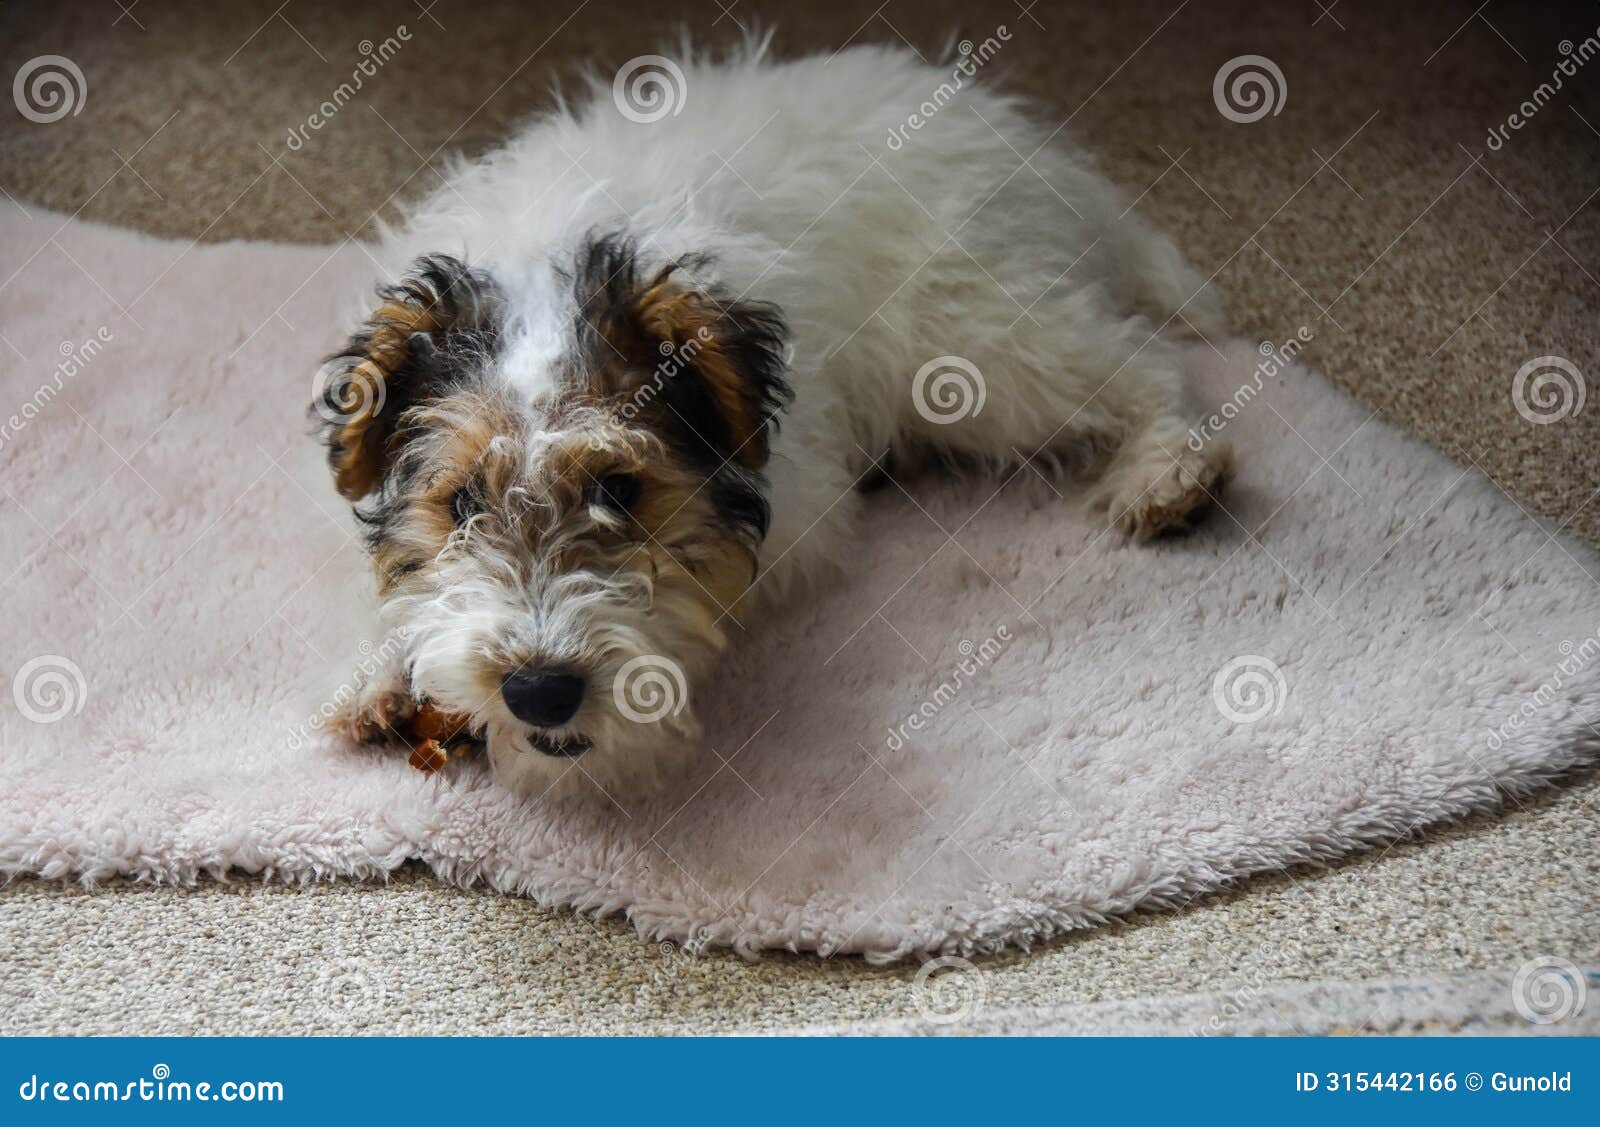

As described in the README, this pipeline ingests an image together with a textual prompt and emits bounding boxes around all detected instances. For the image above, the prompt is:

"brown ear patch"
[329,299,443,499]
[571,236,791,473]
[318,255,502,502]
[632,268,771,469]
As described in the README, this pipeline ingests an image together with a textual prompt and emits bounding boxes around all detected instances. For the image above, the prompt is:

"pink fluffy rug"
[3,207,1597,959]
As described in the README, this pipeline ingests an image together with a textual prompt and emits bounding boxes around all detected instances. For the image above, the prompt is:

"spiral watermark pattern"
[1511,356,1585,425]
[1213,55,1286,124]
[612,654,688,723]
[311,361,385,428]
[13,55,87,124]
[313,959,386,1018]
[1211,655,1287,724]
[1511,956,1587,1024]
[912,355,986,424]
[613,55,687,123]
[12,655,87,724]
[911,955,986,1025]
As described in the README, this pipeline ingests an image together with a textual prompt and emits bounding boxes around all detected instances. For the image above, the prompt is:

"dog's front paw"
[1101,443,1232,541]
[336,683,418,745]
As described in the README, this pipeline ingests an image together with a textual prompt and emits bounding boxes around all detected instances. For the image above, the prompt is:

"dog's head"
[315,236,790,794]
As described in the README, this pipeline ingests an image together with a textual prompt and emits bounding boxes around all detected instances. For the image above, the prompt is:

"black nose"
[500,670,585,727]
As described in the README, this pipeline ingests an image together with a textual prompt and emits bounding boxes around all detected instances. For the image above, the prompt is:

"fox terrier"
[318,43,1231,795]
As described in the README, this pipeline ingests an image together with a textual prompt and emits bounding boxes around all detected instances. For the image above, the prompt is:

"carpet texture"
[810,967,1600,1036]
[3,206,1597,960]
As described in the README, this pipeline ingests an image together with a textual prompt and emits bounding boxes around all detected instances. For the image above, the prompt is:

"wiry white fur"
[356,41,1229,793]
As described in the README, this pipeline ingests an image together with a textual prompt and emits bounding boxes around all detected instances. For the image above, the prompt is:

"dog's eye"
[450,487,482,526]
[590,472,641,513]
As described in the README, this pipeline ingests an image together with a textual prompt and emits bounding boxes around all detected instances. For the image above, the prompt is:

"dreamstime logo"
[912,356,986,424]
[1212,55,1286,124]
[636,930,713,1009]
[911,955,986,1025]
[1485,627,1600,750]
[313,959,386,1018]
[1486,29,1600,151]
[595,326,715,449]
[284,635,406,750]
[1211,655,1287,724]
[29,934,91,1012]
[284,27,411,151]
[613,55,687,124]
[657,925,714,959]
[1511,956,1588,1025]
[1511,355,1585,425]
[1187,328,1313,450]
[311,359,385,428]
[885,26,1012,150]
[885,625,1013,750]
[12,655,87,724]
[1191,941,1291,1035]
[0,326,114,454]
[612,654,688,723]
[13,55,87,123]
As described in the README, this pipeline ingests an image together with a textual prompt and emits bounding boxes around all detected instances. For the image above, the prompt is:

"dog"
[317,41,1231,796]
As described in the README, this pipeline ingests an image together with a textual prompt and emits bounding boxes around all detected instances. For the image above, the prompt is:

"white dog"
[319,41,1230,795]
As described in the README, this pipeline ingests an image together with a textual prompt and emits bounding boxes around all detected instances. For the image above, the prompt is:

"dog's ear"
[576,238,792,470]
[317,256,501,500]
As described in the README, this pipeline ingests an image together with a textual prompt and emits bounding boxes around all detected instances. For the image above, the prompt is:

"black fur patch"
[566,233,792,464]
[563,232,792,552]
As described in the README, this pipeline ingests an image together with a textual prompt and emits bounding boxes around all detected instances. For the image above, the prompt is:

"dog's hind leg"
[894,310,1230,539]
[1091,411,1232,541]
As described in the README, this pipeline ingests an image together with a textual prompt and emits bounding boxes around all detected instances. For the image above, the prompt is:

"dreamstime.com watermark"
[885,27,1012,151]
[613,55,687,123]
[12,655,87,725]
[1187,328,1313,451]
[1485,27,1600,151]
[911,355,986,425]
[1484,626,1600,750]
[1191,942,1301,1035]
[284,635,405,749]
[1511,956,1589,1025]
[284,26,412,151]
[17,1064,283,1104]
[621,328,713,424]
[0,327,114,454]
[1213,54,1286,123]
[12,54,86,123]
[313,958,387,1021]
[885,625,1012,750]
[613,654,689,724]
[636,931,713,1007]
[911,955,987,1025]
[1510,355,1585,425]
[1211,654,1288,725]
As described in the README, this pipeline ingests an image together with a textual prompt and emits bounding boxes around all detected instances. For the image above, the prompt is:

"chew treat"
[407,701,475,774]
[409,739,449,775]
[415,701,471,742]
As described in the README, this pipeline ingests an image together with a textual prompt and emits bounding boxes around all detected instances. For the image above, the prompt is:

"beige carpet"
[2,0,1597,1033]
